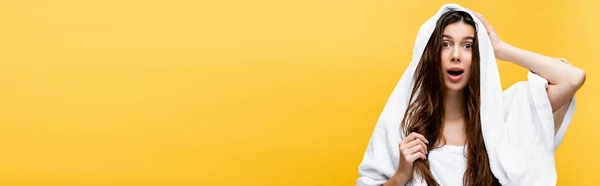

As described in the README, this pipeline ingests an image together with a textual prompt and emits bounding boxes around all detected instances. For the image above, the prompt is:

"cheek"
[463,52,473,73]
[463,50,473,63]
[440,50,451,66]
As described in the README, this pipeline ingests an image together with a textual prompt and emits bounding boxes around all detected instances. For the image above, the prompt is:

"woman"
[357,4,585,186]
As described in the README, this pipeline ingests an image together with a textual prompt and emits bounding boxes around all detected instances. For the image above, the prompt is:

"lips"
[447,67,464,83]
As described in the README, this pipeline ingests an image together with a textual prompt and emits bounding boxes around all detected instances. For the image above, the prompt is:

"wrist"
[392,171,411,184]
[494,42,512,61]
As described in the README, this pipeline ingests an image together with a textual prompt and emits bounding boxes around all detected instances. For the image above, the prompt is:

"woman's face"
[440,21,475,93]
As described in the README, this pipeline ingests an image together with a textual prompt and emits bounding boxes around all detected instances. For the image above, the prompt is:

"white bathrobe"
[356,4,576,186]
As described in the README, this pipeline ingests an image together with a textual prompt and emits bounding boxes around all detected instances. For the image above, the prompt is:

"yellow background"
[0,0,597,185]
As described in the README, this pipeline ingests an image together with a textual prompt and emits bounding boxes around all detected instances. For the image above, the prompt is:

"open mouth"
[447,69,464,76]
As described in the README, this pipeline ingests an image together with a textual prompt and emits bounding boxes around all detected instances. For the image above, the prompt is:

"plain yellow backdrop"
[0,0,598,185]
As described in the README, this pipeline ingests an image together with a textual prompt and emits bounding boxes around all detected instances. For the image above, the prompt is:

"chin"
[444,81,468,93]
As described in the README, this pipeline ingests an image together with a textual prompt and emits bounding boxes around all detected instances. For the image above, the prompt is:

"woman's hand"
[467,9,585,113]
[394,132,429,181]
[467,9,509,61]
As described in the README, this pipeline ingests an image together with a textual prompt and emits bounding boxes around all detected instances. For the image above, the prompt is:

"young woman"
[357,4,585,186]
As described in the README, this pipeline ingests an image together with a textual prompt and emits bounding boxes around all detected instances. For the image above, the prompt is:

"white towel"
[357,3,576,186]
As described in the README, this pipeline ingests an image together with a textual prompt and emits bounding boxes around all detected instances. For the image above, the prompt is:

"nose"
[451,45,460,62]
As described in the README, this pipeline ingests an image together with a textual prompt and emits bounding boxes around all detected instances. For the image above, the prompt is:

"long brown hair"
[400,10,500,186]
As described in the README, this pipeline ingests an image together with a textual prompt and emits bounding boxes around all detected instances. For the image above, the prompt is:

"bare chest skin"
[438,118,467,147]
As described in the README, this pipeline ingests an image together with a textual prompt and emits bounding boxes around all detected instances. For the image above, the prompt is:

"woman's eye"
[443,41,451,48]
[464,44,472,49]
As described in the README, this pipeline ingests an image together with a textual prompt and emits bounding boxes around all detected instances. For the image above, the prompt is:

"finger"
[416,139,428,154]
[475,13,492,31]
[466,9,489,26]
[399,137,410,145]
[401,138,428,155]
[399,135,411,145]
[407,132,429,144]
[465,9,497,37]
[405,143,426,156]
[476,17,494,34]
[476,13,489,26]
[470,9,485,21]
[406,152,427,163]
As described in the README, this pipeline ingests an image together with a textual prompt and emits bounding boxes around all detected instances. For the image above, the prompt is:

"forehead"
[443,22,475,38]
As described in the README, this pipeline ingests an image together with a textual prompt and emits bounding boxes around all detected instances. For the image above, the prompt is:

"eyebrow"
[443,34,475,40]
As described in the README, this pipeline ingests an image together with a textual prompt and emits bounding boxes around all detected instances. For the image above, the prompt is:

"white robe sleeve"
[356,123,399,186]
[499,66,577,185]
[502,69,576,152]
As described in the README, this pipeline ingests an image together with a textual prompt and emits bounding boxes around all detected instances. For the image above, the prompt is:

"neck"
[444,89,465,122]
